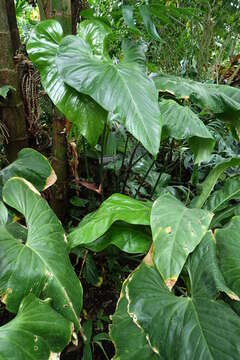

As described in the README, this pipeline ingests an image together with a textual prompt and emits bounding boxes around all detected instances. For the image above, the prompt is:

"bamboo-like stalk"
[37,0,72,220]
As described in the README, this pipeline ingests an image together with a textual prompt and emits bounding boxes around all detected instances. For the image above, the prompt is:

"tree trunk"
[0,0,28,162]
[38,0,72,34]
[71,0,88,34]
[37,0,72,220]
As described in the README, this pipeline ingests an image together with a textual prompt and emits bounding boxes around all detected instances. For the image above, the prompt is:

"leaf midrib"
[25,242,79,326]
[189,299,214,360]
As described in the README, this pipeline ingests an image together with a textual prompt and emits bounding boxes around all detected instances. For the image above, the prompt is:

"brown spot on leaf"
[44,169,57,190]
[165,278,177,290]
[143,244,154,266]
[1,288,12,304]
[165,226,172,234]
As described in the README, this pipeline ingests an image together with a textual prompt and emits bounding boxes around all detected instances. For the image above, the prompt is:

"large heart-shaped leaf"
[0,294,72,359]
[27,20,106,145]
[126,257,240,359]
[56,31,162,155]
[0,178,82,329]
[152,73,240,118]
[192,158,240,208]
[79,222,151,254]
[68,194,152,249]
[159,99,215,163]
[0,148,56,195]
[151,194,213,288]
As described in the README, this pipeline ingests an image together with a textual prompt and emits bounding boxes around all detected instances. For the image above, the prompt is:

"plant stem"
[82,137,90,181]
[191,163,199,186]
[100,122,107,200]
[120,134,129,170]
[117,134,129,192]
[151,170,162,198]
[122,141,140,194]
[134,159,155,198]
[131,151,148,167]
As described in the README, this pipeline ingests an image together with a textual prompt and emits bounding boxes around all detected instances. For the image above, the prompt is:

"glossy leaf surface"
[77,19,111,55]
[126,261,240,359]
[27,20,106,145]
[110,280,160,360]
[204,176,240,212]
[151,194,213,288]
[152,73,240,118]
[0,202,8,225]
[80,222,151,254]
[192,158,240,208]
[57,33,162,155]
[185,231,239,300]
[159,99,215,163]
[0,148,56,195]
[0,178,82,329]
[68,194,152,248]
[0,294,72,360]
[216,217,240,301]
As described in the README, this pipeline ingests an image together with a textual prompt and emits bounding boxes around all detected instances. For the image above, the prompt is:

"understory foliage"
[1,1,240,359]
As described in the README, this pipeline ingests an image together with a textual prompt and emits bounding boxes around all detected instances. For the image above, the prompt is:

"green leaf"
[27,20,106,145]
[82,222,151,254]
[0,85,15,99]
[68,194,152,249]
[216,216,240,303]
[192,158,240,208]
[159,99,215,163]
[121,40,147,71]
[150,3,197,23]
[0,178,82,329]
[122,5,138,31]
[152,74,240,125]
[204,176,240,212]
[110,279,160,360]
[83,320,93,344]
[0,202,8,225]
[83,254,101,286]
[126,262,240,359]
[70,196,89,207]
[77,19,111,55]
[185,231,239,300]
[83,344,92,360]
[139,5,161,41]
[0,148,56,195]
[151,194,213,288]
[57,32,162,155]
[0,294,72,360]
[211,204,240,228]
[93,333,110,342]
